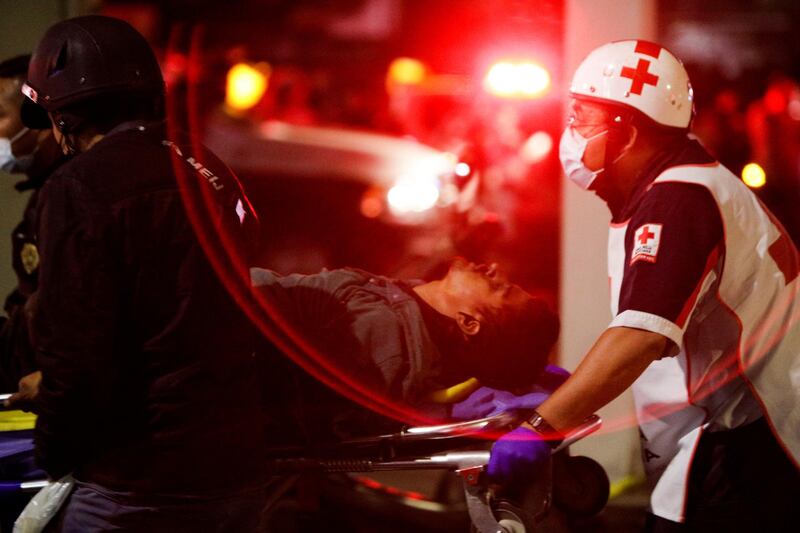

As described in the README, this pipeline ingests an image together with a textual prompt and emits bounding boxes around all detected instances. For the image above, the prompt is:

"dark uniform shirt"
[614,138,723,328]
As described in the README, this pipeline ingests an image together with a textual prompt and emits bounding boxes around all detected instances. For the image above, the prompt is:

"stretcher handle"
[270,414,602,474]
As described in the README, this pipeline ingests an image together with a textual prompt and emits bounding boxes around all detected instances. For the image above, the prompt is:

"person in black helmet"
[14,15,268,532]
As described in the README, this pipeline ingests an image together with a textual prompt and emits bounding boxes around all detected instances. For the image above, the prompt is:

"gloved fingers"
[470,386,498,402]
[470,405,496,419]
[486,427,549,485]
[450,387,498,419]
[512,392,550,409]
[488,391,549,416]
[538,365,571,390]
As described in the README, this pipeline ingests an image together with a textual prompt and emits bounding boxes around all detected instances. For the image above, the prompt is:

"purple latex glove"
[451,387,552,420]
[489,391,549,417]
[487,426,551,485]
[451,387,497,420]
[539,365,571,391]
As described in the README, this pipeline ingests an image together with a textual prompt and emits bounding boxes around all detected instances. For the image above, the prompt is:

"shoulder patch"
[631,223,662,265]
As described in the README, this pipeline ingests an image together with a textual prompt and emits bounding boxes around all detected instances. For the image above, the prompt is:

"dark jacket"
[31,121,265,495]
[251,268,466,443]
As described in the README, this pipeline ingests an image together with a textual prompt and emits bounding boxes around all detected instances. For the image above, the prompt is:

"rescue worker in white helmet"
[487,39,800,531]
[14,15,267,531]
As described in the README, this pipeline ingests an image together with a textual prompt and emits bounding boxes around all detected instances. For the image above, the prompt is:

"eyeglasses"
[566,116,608,129]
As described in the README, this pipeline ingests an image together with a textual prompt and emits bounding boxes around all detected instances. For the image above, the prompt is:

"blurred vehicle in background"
[146,0,565,301]
[205,116,482,277]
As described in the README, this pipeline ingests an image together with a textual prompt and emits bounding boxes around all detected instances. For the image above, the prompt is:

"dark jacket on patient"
[251,267,471,444]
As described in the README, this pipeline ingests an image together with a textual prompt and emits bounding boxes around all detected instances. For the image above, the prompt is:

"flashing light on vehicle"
[360,187,384,219]
[387,176,440,216]
[387,57,427,87]
[521,131,553,163]
[226,62,270,111]
[742,163,766,189]
[455,162,471,177]
[484,60,551,99]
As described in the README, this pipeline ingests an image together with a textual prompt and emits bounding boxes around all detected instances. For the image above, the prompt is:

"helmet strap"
[52,112,84,155]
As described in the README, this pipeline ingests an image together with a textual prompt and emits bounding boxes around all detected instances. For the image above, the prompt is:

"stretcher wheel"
[495,501,534,533]
[469,500,536,533]
[552,455,609,517]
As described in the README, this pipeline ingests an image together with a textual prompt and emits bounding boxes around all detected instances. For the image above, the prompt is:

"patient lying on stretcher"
[251,258,561,443]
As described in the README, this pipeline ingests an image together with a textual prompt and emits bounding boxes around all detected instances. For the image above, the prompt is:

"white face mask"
[559,126,607,190]
[0,127,33,174]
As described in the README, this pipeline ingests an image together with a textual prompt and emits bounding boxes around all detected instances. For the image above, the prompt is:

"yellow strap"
[608,473,645,500]
[0,410,37,431]
[427,377,481,404]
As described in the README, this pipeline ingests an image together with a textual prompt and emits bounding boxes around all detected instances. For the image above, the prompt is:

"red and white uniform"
[607,142,800,522]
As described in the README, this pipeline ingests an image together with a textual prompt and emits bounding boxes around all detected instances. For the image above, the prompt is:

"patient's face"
[445,258,531,313]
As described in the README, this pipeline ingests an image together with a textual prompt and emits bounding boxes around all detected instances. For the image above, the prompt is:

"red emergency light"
[483,59,551,99]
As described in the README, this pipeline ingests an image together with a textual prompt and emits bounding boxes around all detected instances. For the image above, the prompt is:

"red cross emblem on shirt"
[621,59,659,95]
[631,223,662,265]
[638,225,655,244]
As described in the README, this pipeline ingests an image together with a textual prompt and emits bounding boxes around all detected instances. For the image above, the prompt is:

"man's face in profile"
[444,258,532,315]
[567,97,614,173]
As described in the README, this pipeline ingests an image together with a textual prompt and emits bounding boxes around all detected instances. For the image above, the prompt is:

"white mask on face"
[0,127,33,174]
[559,126,607,190]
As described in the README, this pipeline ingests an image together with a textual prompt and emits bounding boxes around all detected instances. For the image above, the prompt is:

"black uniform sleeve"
[32,175,120,478]
[615,182,723,343]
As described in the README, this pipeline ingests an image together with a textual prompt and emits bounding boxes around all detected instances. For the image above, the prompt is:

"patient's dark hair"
[467,297,560,391]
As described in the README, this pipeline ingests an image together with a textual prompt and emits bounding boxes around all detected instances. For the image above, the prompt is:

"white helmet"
[569,40,693,129]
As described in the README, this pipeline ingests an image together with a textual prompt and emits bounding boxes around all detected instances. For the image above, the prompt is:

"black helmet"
[22,15,163,113]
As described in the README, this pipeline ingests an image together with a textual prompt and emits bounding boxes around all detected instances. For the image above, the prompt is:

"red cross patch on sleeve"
[631,223,663,265]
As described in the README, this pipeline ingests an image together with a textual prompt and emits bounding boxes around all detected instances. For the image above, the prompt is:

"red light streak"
[162,25,799,452]
[165,24,443,430]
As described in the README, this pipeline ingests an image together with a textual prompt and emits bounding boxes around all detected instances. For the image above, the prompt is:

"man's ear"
[456,311,481,337]
[622,124,638,152]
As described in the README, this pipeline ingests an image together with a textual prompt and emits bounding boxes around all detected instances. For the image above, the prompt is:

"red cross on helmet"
[570,40,693,129]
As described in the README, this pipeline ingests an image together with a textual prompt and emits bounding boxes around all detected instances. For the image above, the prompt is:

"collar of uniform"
[105,119,160,138]
[616,136,714,223]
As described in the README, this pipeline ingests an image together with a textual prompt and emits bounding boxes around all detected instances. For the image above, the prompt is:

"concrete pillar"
[560,0,658,488]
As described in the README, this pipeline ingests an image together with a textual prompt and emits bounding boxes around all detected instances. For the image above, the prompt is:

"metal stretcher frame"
[259,409,603,533]
[0,396,603,533]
